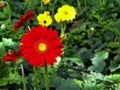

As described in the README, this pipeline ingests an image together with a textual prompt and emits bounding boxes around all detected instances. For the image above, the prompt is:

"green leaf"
[107,42,120,48]
[88,51,109,72]
[0,67,9,78]
[63,57,84,65]
[50,75,64,88]
[109,65,120,72]
[8,72,22,85]
[0,78,8,86]
[105,74,120,83]
[0,42,5,58]
[79,48,94,61]
[88,62,106,72]
[3,7,9,15]
[91,51,109,61]
[104,31,115,41]
[87,0,100,8]
[89,72,104,80]
[73,79,82,88]
[0,12,5,19]
[2,38,14,46]
[0,42,3,48]
[56,78,80,90]
[109,55,120,72]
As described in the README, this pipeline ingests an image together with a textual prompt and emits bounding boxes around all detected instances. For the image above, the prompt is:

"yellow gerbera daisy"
[54,13,62,23]
[42,0,51,5]
[37,11,52,27]
[54,5,77,23]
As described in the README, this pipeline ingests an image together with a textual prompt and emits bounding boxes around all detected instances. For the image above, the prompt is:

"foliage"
[0,0,120,90]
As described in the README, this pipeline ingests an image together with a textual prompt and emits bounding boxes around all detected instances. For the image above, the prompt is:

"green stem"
[84,0,87,10]
[100,0,106,8]
[102,0,106,7]
[5,1,11,25]
[77,0,81,9]
[100,0,102,8]
[51,0,55,18]
[28,0,33,8]
[27,25,31,30]
[33,67,39,90]
[0,25,3,38]
[118,40,120,55]
[60,23,66,38]
[44,64,49,90]
[21,64,27,90]
[40,0,43,13]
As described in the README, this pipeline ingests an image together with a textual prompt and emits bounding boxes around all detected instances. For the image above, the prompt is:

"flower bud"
[0,1,4,8]
[90,27,95,31]
[0,24,6,30]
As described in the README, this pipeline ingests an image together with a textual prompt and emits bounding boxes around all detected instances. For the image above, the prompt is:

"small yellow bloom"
[54,13,62,23]
[54,5,77,23]
[44,11,50,15]
[42,0,51,5]
[37,11,52,27]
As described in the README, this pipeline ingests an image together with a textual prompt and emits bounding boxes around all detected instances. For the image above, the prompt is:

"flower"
[0,1,4,8]
[54,5,77,23]
[42,0,51,5]
[13,10,35,30]
[20,15,26,22]
[37,11,52,27]
[2,51,19,62]
[14,21,23,30]
[20,25,63,67]
[25,10,35,20]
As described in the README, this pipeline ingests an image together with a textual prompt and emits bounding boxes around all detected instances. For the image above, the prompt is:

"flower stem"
[33,67,39,90]
[84,0,87,10]
[5,1,11,25]
[40,0,43,13]
[102,0,106,7]
[77,0,81,9]
[51,0,55,18]
[100,0,102,8]
[60,23,66,38]
[27,25,31,30]
[44,64,49,90]
[21,64,27,90]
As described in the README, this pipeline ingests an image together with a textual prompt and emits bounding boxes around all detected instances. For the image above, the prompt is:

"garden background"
[0,0,120,90]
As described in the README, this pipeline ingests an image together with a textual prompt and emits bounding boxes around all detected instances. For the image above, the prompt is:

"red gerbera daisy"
[20,25,63,67]
[20,15,26,22]
[13,21,23,30]
[2,51,19,62]
[13,10,35,30]
[25,10,35,20]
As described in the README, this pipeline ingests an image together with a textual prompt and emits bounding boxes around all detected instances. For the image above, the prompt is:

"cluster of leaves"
[0,0,120,90]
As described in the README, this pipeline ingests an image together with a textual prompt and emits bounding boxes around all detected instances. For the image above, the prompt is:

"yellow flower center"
[64,11,68,15]
[38,43,47,52]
